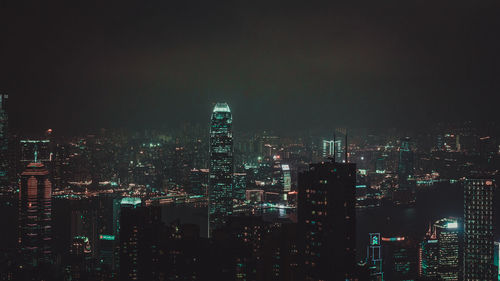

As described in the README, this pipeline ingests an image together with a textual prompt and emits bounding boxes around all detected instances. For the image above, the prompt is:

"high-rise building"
[119,198,162,281]
[298,161,356,280]
[464,178,496,280]
[233,172,247,201]
[398,137,414,189]
[18,161,53,267]
[0,93,8,189]
[435,218,460,280]
[419,218,461,280]
[394,137,415,206]
[419,227,440,278]
[68,236,92,281]
[208,102,233,235]
[189,168,209,195]
[383,236,417,280]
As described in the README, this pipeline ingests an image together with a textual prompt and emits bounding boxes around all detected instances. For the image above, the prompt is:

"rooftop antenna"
[333,132,336,163]
[34,143,39,163]
[345,130,348,163]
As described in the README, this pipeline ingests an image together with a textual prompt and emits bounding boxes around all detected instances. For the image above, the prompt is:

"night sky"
[1,1,499,133]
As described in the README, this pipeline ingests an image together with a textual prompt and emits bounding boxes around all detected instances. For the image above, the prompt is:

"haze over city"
[1,1,500,281]
[1,1,500,133]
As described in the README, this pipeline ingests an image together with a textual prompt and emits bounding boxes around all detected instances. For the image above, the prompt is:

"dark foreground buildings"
[298,160,357,280]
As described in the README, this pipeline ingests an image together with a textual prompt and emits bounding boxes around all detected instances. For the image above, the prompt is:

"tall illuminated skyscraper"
[0,93,8,188]
[464,178,496,280]
[18,161,53,267]
[208,103,233,235]
[419,218,460,280]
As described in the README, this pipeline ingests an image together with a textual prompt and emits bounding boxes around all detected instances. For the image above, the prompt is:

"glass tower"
[435,218,460,280]
[464,179,496,280]
[18,162,53,267]
[208,103,233,235]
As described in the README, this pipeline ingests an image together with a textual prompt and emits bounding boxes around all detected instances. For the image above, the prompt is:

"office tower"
[189,168,209,195]
[233,172,247,201]
[18,161,53,267]
[383,236,417,280]
[298,161,356,280]
[208,102,233,234]
[464,179,496,280]
[419,218,461,280]
[394,137,415,206]
[398,137,414,189]
[367,233,383,281]
[419,228,439,278]
[68,236,92,281]
[322,140,334,158]
[435,218,460,280]
[119,199,162,281]
[0,93,8,188]
[281,164,291,200]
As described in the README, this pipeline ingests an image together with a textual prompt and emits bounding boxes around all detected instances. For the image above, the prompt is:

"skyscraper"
[119,198,162,281]
[208,103,233,235]
[18,161,53,267]
[464,178,496,280]
[435,218,460,280]
[298,160,356,280]
[394,137,415,206]
[0,93,8,189]
[398,137,414,189]
[419,218,460,280]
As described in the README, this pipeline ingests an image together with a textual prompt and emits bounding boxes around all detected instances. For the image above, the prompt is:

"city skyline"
[1,1,500,280]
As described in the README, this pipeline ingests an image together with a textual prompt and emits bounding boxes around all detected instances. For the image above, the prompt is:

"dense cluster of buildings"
[0,98,499,280]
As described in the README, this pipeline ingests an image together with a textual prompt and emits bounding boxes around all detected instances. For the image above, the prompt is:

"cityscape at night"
[1,1,500,281]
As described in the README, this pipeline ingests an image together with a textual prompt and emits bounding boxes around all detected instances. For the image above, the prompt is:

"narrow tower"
[208,103,233,235]
[18,161,53,267]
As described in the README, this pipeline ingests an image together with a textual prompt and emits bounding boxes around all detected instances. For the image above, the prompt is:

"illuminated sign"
[446,222,458,229]
[99,235,115,241]
[120,197,141,206]
[381,237,405,242]
[370,233,380,246]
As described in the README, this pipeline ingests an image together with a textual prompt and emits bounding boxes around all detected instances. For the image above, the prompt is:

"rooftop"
[213,102,230,113]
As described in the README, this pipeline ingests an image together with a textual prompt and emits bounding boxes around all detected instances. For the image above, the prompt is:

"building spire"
[333,132,336,163]
[345,130,348,163]
[34,143,38,163]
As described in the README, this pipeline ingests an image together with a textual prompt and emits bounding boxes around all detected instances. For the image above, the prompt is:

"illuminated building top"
[213,102,231,113]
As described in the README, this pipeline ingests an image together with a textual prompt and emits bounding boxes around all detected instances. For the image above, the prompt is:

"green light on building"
[99,234,115,241]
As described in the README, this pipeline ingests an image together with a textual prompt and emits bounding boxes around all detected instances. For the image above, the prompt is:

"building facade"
[464,179,496,280]
[298,161,356,280]
[18,162,53,267]
[208,103,233,235]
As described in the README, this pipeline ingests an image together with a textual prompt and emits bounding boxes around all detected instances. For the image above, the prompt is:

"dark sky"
[1,1,499,133]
